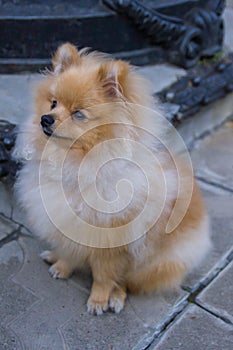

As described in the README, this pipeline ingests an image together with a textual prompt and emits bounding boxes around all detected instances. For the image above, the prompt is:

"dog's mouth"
[41,125,53,137]
[41,125,73,141]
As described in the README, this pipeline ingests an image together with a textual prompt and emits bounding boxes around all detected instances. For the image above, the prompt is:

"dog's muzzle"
[41,115,55,136]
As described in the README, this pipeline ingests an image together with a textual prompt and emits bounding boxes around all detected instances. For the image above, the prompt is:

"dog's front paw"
[109,296,125,314]
[87,298,109,316]
[109,287,126,314]
[48,260,73,279]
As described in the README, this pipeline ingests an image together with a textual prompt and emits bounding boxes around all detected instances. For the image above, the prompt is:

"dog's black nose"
[41,115,55,127]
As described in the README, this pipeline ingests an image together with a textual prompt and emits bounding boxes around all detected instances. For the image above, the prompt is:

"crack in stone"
[183,250,233,320]
[144,251,233,349]
[0,224,32,248]
[0,229,20,248]
[0,211,21,227]
[188,113,233,151]
[185,249,233,295]
[194,301,233,326]
[195,176,233,194]
[0,211,32,236]
[143,304,189,350]
[133,297,189,350]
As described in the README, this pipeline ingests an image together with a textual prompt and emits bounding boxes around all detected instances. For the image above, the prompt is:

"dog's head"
[34,43,152,153]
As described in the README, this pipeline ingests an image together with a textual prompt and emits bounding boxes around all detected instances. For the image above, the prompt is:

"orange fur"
[15,43,210,315]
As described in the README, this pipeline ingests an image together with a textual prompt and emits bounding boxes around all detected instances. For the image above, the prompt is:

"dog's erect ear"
[98,60,130,99]
[52,43,81,74]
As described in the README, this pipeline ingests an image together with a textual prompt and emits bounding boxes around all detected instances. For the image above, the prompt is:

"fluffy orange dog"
[15,43,210,315]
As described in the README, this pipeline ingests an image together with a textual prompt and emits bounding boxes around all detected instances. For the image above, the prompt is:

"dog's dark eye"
[51,100,57,110]
[73,111,86,120]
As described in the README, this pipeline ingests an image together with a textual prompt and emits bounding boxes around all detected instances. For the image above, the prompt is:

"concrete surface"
[1,4,233,350]
[191,122,233,191]
[150,305,233,350]
[196,261,233,324]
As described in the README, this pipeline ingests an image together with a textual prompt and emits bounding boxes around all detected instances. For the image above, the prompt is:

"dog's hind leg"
[40,250,58,264]
[40,250,74,279]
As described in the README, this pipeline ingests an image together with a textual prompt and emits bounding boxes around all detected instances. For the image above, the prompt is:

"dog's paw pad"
[87,300,109,316]
[109,297,124,314]
[40,250,56,264]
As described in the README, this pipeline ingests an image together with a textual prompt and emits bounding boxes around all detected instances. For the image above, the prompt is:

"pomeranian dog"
[15,43,210,315]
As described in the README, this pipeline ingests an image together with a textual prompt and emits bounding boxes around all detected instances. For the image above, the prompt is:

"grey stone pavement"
[1,4,233,350]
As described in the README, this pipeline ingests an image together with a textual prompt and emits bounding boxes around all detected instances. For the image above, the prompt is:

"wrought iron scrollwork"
[157,53,233,124]
[104,0,225,68]
[104,0,187,44]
